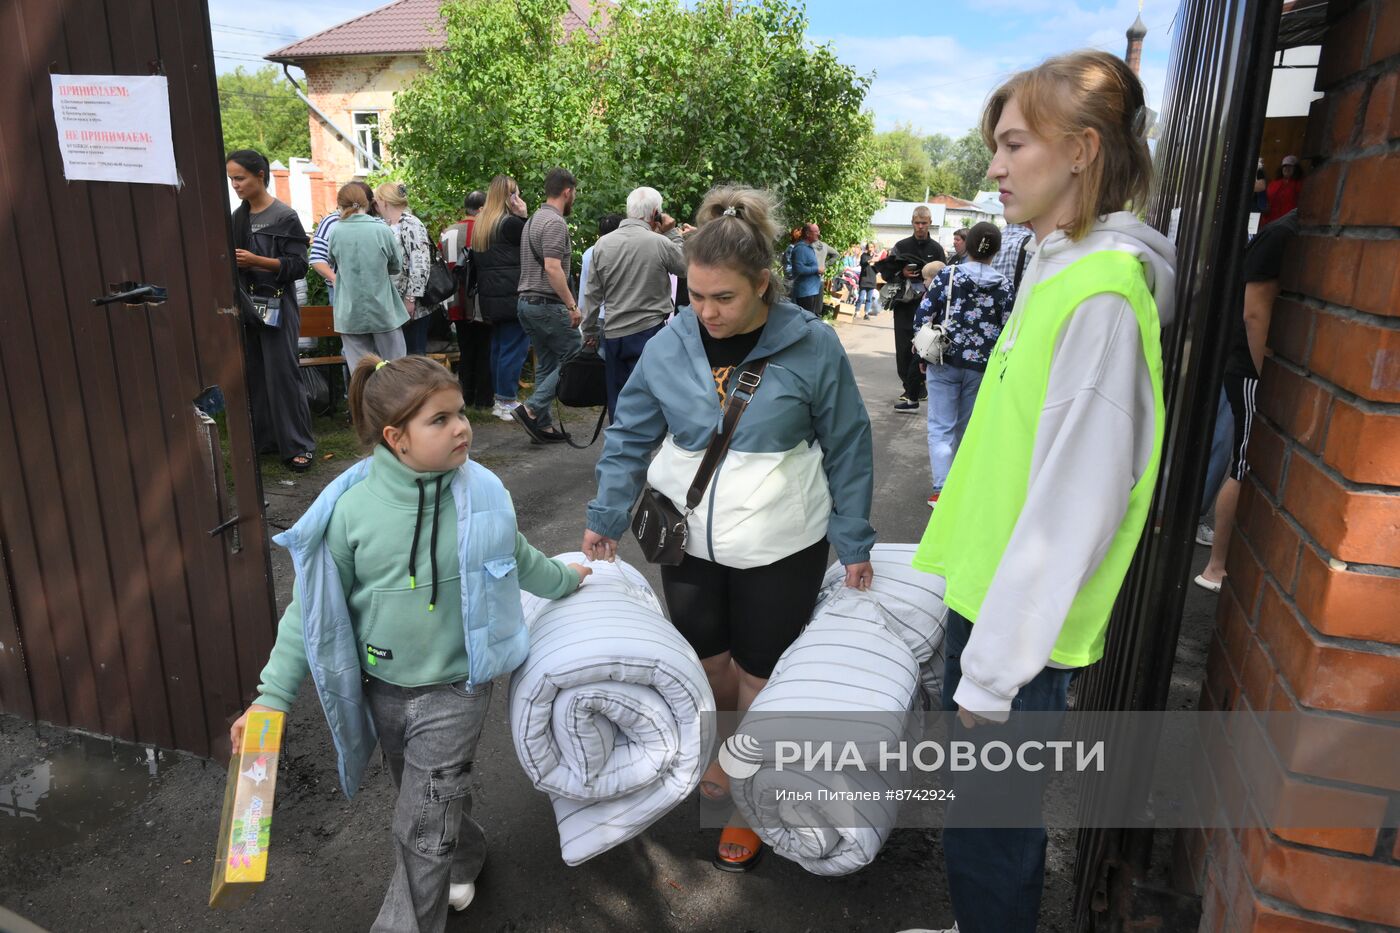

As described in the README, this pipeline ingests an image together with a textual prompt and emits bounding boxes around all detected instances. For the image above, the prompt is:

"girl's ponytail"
[348,355,460,450]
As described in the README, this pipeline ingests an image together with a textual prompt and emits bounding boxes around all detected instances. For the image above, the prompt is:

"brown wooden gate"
[0,0,277,759]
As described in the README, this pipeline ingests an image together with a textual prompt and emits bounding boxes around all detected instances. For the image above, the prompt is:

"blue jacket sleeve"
[793,242,820,276]
[809,327,877,564]
[586,350,669,539]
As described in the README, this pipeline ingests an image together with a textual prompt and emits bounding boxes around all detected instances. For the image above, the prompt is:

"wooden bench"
[298,305,461,371]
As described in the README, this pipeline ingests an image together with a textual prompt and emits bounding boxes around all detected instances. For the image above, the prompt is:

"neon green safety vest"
[912,249,1166,669]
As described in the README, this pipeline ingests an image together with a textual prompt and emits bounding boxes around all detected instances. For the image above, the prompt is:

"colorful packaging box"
[209,709,284,908]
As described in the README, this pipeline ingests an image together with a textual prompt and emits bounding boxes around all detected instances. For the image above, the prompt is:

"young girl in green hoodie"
[229,355,590,932]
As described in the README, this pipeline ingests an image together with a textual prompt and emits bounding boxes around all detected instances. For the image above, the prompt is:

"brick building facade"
[267,0,604,191]
[1176,0,1400,928]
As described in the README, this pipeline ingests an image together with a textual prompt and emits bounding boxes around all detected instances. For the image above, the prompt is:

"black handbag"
[420,241,457,308]
[558,351,607,407]
[553,350,608,449]
[631,358,769,565]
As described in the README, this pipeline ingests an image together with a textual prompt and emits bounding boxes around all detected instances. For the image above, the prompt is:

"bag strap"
[683,358,769,512]
[1013,238,1031,293]
[555,405,608,450]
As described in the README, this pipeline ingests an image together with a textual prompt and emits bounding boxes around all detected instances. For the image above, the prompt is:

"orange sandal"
[713,826,763,873]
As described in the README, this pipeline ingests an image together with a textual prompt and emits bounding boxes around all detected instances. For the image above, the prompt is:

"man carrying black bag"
[580,186,695,419]
[874,205,946,412]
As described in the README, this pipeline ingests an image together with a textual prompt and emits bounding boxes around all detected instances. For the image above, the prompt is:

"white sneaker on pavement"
[492,401,514,422]
[1195,522,1215,546]
[448,882,475,911]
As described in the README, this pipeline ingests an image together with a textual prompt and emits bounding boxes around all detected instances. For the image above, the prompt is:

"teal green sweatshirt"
[255,446,578,710]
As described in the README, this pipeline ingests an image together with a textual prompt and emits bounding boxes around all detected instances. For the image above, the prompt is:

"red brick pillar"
[1178,1,1400,929]
[307,171,330,221]
[269,167,290,203]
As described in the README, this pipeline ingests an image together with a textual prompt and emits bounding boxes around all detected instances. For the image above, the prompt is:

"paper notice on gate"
[50,74,179,186]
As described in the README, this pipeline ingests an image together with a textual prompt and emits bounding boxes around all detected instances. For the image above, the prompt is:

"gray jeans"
[517,298,581,428]
[365,677,492,933]
[341,330,407,375]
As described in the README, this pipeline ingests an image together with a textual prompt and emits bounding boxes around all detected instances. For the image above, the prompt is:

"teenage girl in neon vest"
[903,50,1176,933]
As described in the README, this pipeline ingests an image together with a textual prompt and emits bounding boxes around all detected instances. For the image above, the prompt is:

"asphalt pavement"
[0,309,1218,932]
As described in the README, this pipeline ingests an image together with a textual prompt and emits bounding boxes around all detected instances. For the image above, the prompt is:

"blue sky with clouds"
[209,0,1180,138]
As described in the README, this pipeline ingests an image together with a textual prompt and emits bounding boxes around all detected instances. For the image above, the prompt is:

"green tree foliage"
[873,124,991,202]
[217,66,311,164]
[386,0,881,251]
[945,128,994,200]
[872,123,934,201]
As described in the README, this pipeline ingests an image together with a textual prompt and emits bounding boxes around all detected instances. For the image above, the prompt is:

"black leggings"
[659,538,830,678]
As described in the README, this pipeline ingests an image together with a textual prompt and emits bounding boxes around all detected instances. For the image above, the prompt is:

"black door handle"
[92,282,167,306]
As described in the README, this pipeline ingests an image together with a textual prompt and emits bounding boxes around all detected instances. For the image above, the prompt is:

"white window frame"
[351,110,381,175]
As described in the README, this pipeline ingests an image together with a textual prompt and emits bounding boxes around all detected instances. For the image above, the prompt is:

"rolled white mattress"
[510,553,715,865]
[730,544,948,875]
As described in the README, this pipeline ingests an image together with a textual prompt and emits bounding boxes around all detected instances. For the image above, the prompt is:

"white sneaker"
[448,882,475,911]
[1195,523,1215,546]
[492,401,514,422]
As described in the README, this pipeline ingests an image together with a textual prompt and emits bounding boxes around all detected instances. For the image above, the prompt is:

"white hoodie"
[953,212,1177,717]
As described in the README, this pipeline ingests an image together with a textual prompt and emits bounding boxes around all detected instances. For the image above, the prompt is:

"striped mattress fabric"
[511,553,716,865]
[730,543,948,876]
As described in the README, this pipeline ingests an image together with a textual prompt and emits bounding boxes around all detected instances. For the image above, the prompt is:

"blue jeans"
[603,321,664,420]
[926,364,983,491]
[941,610,1075,933]
[516,298,581,428]
[490,317,530,404]
[856,287,879,316]
[402,314,433,356]
[1201,387,1234,518]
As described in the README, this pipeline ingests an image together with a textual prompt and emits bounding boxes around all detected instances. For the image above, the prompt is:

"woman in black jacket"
[227,148,316,471]
[472,174,531,422]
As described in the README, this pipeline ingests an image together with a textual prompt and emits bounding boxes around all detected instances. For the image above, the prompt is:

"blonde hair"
[347,355,460,451]
[981,49,1152,240]
[921,260,945,284]
[686,186,785,305]
[472,174,518,252]
[374,181,409,210]
[912,206,932,222]
[336,182,369,220]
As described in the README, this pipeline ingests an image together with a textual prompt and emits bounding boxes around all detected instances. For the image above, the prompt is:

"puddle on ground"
[0,733,170,852]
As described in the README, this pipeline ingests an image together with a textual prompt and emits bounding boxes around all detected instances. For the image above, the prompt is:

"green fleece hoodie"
[255,446,577,710]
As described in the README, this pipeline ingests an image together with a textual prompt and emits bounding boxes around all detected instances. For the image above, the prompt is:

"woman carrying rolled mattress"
[581,184,877,872]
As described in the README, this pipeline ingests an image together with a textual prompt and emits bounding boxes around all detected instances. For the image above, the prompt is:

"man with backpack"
[440,190,492,409]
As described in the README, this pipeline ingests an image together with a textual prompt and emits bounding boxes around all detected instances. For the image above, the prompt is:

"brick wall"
[299,55,425,189]
[1175,1,1400,929]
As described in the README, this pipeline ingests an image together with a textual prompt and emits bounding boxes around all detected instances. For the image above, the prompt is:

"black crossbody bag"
[631,358,769,565]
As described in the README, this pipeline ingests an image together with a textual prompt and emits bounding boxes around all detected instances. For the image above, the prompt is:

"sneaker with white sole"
[1195,523,1215,546]
[448,882,475,911]
[492,400,515,422]
[894,399,920,413]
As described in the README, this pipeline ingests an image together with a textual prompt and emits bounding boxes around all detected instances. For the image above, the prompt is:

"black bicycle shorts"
[659,537,830,678]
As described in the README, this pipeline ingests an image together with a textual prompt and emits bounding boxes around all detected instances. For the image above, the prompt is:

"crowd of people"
[222,45,1185,933]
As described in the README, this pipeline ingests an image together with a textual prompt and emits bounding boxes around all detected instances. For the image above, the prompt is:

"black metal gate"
[1070,0,1287,927]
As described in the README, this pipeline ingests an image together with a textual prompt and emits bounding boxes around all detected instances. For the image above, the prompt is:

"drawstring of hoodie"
[408,475,446,611]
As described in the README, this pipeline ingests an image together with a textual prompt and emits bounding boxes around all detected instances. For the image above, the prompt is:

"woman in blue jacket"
[581,185,876,872]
